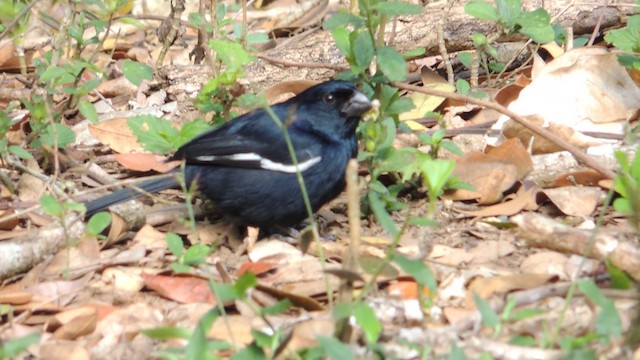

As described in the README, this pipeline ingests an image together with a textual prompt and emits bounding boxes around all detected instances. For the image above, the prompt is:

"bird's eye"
[323,94,335,104]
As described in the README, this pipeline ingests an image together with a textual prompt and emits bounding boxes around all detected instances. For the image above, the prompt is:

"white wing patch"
[194,153,321,173]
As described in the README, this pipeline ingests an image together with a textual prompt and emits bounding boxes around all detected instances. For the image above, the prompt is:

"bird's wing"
[171,107,323,173]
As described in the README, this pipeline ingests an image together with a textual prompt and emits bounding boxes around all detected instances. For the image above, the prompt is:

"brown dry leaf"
[488,47,640,149]
[95,76,137,98]
[264,80,319,103]
[541,186,602,216]
[285,317,335,352]
[0,209,18,231]
[209,315,261,346]
[443,307,475,325]
[133,224,169,250]
[400,67,454,130]
[236,260,278,277]
[386,279,431,300]
[484,138,533,180]
[456,183,539,217]
[26,273,92,308]
[467,240,516,264]
[501,115,603,154]
[0,290,33,304]
[48,306,98,340]
[520,251,568,279]
[102,266,148,292]
[39,342,90,360]
[113,153,179,173]
[429,245,475,267]
[255,284,324,311]
[494,82,525,108]
[449,139,531,204]
[465,273,556,309]
[142,273,216,304]
[0,40,15,67]
[40,237,101,278]
[553,170,608,187]
[88,118,143,153]
[17,158,46,202]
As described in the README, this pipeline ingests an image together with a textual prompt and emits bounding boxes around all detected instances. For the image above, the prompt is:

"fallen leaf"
[114,153,179,173]
[541,186,602,216]
[88,118,143,153]
[142,273,216,304]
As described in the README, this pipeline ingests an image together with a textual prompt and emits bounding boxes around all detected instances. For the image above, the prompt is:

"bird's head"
[290,80,372,138]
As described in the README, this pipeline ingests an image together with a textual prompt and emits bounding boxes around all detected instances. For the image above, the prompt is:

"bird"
[84,80,372,229]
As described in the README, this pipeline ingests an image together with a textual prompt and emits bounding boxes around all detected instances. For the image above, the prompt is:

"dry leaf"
[456,182,539,217]
[466,273,556,309]
[88,118,143,153]
[541,186,602,216]
[114,153,178,173]
[142,273,217,304]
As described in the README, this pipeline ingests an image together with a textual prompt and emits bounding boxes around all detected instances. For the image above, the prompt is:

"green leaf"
[0,333,41,359]
[122,60,153,86]
[230,344,266,360]
[456,79,471,95]
[246,32,269,44]
[353,30,375,71]
[40,194,63,216]
[595,300,622,338]
[260,299,291,315]
[373,1,423,16]
[516,9,554,43]
[8,145,33,159]
[316,336,355,360]
[39,123,76,149]
[78,100,98,123]
[354,303,381,343]
[209,39,255,70]
[128,115,179,154]
[142,326,192,340]
[605,15,640,52]
[377,46,407,81]
[577,279,607,305]
[464,0,499,21]
[331,27,352,59]
[408,216,438,226]
[368,190,399,238]
[209,282,238,302]
[458,52,473,69]
[420,158,455,197]
[392,253,437,292]
[177,120,212,146]
[473,293,500,328]
[604,259,632,290]
[184,244,211,265]
[186,309,219,360]
[166,233,184,258]
[509,335,537,346]
[87,212,111,236]
[323,11,363,30]
[496,0,522,23]
[234,272,257,297]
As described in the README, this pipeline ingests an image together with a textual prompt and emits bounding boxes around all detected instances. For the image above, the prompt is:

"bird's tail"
[84,174,180,218]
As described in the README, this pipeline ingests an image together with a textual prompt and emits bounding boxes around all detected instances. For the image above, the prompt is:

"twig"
[391,81,617,179]
[257,54,348,71]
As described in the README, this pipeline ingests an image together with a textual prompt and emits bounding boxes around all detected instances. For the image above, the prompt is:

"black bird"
[84,80,372,228]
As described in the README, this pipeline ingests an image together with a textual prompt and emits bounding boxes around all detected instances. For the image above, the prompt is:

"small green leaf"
[8,145,33,159]
[456,79,471,95]
[353,30,375,71]
[473,293,500,328]
[392,253,437,292]
[0,333,41,359]
[87,212,112,236]
[373,1,423,16]
[261,299,291,315]
[421,158,455,197]
[186,309,219,360]
[39,123,76,149]
[458,52,473,69]
[234,272,257,297]
[354,303,381,343]
[595,300,622,338]
[464,0,499,21]
[331,27,352,59]
[377,46,407,81]
[142,326,192,340]
[78,100,99,123]
[316,336,356,360]
[122,60,153,86]
[368,190,399,238]
[128,115,179,154]
[40,194,63,216]
[604,259,632,290]
[183,244,211,265]
[246,32,269,44]
[230,344,266,360]
[166,233,184,258]
[496,0,522,23]
[209,282,238,302]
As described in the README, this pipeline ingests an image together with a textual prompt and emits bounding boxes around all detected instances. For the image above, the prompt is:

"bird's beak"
[341,91,372,118]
